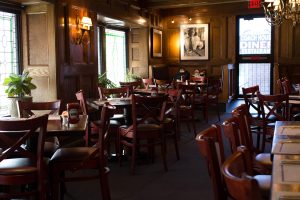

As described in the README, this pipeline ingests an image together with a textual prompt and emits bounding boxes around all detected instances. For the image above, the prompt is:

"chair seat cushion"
[44,141,60,158]
[50,147,97,163]
[255,153,272,167]
[253,174,271,198]
[0,158,37,175]
[119,124,161,139]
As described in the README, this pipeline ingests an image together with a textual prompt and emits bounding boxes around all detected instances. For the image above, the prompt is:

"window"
[105,28,127,85]
[237,16,273,95]
[0,11,19,115]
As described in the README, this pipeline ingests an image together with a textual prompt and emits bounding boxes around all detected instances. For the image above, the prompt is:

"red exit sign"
[249,0,261,8]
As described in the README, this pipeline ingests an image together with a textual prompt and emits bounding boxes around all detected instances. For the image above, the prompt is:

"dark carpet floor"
[63,100,270,200]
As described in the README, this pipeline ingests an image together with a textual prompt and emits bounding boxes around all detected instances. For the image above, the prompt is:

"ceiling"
[4,0,249,9]
[138,0,249,9]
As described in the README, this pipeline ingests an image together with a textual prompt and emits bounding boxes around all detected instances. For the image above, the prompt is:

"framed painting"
[151,28,162,58]
[180,24,209,60]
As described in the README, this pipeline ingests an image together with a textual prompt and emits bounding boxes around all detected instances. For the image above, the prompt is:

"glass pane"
[105,29,126,85]
[239,63,271,95]
[0,11,19,116]
[97,26,101,74]
[239,18,271,55]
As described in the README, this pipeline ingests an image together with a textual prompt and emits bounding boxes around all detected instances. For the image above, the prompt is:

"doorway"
[237,16,273,95]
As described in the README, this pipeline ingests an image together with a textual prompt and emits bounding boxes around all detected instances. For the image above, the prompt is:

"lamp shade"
[81,16,92,30]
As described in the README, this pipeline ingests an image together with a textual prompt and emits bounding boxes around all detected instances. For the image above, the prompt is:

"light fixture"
[189,17,192,21]
[171,19,175,23]
[262,0,300,26]
[74,14,93,45]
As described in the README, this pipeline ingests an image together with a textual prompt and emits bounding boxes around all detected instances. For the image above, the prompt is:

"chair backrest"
[276,78,284,94]
[119,81,141,94]
[221,146,261,200]
[0,114,48,171]
[257,92,289,122]
[165,89,182,117]
[242,85,261,118]
[190,76,207,83]
[231,104,256,153]
[142,78,154,89]
[222,117,242,153]
[17,100,61,118]
[75,90,89,115]
[131,94,168,135]
[195,125,226,200]
[95,104,116,159]
[177,84,196,109]
[207,77,222,96]
[155,79,172,89]
[98,86,129,100]
[282,79,292,94]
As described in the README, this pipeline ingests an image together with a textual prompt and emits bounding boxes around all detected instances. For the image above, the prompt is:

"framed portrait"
[151,28,162,58]
[180,24,209,60]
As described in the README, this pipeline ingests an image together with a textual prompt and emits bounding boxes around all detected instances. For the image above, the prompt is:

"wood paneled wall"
[22,3,57,102]
[277,20,300,83]
[55,0,98,108]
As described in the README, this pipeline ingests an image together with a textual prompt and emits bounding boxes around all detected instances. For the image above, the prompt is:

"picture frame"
[180,24,209,60]
[151,28,162,58]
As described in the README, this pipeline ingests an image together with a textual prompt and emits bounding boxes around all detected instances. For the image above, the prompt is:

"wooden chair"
[195,125,227,200]
[281,77,299,95]
[98,86,129,155]
[221,146,271,200]
[242,85,261,118]
[155,79,172,89]
[17,100,61,118]
[257,92,289,152]
[227,106,272,174]
[276,78,284,94]
[119,80,141,94]
[164,88,181,160]
[0,114,48,199]
[98,86,130,100]
[191,77,209,122]
[142,78,154,89]
[50,104,115,200]
[17,100,61,157]
[241,85,263,149]
[76,90,100,146]
[206,77,222,121]
[177,84,197,136]
[118,94,168,174]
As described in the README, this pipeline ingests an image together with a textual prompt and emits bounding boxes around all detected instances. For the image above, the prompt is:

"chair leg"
[98,165,111,200]
[261,129,266,152]
[161,141,168,172]
[51,168,60,200]
[203,104,208,123]
[192,114,196,136]
[173,128,180,160]
[216,103,220,121]
[130,145,137,175]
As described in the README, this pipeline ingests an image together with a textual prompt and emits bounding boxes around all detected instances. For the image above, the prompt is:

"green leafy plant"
[125,69,141,82]
[98,73,117,88]
[3,70,37,97]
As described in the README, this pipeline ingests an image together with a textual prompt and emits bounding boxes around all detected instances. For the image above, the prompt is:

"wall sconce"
[74,14,93,45]
[171,19,175,23]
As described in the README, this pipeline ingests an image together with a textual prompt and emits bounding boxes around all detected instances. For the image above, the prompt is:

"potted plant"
[125,69,142,82]
[98,72,117,88]
[3,70,37,117]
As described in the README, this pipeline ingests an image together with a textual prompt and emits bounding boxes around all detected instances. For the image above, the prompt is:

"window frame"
[236,14,274,96]
[97,24,129,82]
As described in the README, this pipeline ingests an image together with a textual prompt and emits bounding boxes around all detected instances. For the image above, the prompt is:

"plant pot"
[8,96,33,117]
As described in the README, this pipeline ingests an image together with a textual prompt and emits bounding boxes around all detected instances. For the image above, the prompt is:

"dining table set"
[271,121,300,199]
